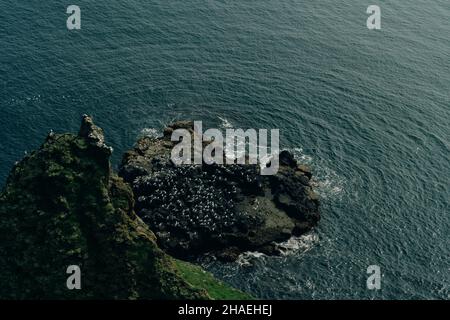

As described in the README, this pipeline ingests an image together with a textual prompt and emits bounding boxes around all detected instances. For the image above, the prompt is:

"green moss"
[174,259,253,300]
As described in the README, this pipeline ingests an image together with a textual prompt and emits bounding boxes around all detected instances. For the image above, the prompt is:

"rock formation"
[0,116,248,299]
[120,121,320,261]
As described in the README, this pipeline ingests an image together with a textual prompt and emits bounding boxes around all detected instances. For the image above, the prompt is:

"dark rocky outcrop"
[0,116,248,299]
[120,121,320,261]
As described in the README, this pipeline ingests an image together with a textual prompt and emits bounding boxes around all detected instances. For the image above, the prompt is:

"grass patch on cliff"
[174,259,253,300]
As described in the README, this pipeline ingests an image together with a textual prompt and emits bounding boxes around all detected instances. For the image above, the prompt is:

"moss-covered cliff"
[0,115,249,300]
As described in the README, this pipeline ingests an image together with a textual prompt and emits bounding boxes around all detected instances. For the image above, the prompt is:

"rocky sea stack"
[120,121,320,261]
[0,116,249,299]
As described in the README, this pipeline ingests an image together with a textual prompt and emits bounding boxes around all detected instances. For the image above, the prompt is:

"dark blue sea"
[1,1,449,299]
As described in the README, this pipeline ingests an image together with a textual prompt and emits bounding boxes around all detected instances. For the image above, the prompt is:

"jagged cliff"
[0,115,249,299]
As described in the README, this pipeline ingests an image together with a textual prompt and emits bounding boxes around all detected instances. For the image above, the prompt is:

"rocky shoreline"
[120,121,320,261]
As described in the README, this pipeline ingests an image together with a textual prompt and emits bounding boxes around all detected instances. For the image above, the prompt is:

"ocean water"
[1,1,449,299]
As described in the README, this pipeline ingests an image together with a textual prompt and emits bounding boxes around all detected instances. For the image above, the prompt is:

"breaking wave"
[139,127,161,139]
[275,232,320,256]
[289,147,345,200]
[235,232,320,267]
[218,116,233,129]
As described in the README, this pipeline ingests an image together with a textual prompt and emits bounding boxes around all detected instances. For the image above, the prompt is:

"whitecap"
[236,251,266,267]
[276,232,319,256]
[218,116,233,129]
[288,147,345,200]
[140,128,161,139]
[234,233,319,267]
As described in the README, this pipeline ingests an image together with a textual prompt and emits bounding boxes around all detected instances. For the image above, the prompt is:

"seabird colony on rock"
[133,163,261,236]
